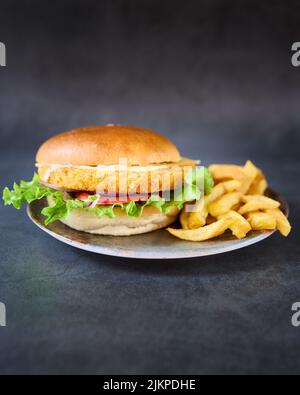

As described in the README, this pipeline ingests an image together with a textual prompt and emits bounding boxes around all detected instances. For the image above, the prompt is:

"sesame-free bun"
[36,125,181,166]
[49,197,180,236]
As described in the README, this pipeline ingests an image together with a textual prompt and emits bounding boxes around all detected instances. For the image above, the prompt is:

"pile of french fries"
[167,161,291,241]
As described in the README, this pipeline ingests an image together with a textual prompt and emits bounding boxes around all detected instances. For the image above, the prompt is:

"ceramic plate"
[27,189,288,259]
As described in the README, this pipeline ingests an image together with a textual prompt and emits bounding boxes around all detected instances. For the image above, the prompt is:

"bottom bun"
[48,198,179,236]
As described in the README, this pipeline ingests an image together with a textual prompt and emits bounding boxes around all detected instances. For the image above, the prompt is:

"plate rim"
[26,189,288,259]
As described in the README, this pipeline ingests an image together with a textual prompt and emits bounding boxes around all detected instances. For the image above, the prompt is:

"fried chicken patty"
[37,160,197,194]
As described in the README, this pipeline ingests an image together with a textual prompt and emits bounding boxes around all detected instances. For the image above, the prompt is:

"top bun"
[36,125,181,166]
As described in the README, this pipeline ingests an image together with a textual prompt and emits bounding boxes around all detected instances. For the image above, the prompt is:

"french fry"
[219,211,251,239]
[179,210,190,230]
[248,171,268,195]
[221,179,242,193]
[187,197,207,228]
[265,208,291,236]
[246,211,276,231]
[180,181,235,231]
[180,197,207,229]
[241,195,274,203]
[208,192,241,217]
[170,160,291,242]
[204,183,225,206]
[208,164,245,181]
[187,213,206,228]
[238,195,280,214]
[167,216,235,241]
[243,160,259,178]
[238,160,259,195]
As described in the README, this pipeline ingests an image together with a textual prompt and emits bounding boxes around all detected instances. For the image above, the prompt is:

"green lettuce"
[2,166,213,225]
[2,173,50,209]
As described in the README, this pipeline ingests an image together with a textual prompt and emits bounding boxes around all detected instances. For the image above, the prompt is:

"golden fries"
[245,211,276,231]
[179,210,191,230]
[248,171,268,195]
[219,211,251,239]
[167,216,235,241]
[188,205,207,229]
[243,160,259,179]
[238,160,259,195]
[204,183,225,205]
[222,179,242,193]
[238,195,280,214]
[208,192,241,217]
[265,208,291,236]
[208,164,245,181]
[167,160,291,242]
[180,197,207,229]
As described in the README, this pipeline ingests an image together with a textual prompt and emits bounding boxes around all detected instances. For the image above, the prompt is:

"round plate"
[27,190,289,259]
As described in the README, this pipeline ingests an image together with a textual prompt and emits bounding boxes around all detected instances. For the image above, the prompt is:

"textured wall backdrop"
[0,0,299,167]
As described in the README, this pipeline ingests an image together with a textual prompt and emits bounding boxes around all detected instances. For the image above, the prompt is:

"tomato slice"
[75,192,91,201]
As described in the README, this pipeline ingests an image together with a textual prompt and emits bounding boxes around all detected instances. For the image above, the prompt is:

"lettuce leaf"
[41,192,97,225]
[2,166,214,225]
[3,173,52,209]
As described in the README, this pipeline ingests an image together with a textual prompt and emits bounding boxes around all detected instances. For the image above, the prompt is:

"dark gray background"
[0,0,299,374]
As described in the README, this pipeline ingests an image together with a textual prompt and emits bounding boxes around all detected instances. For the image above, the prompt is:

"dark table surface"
[0,1,299,374]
